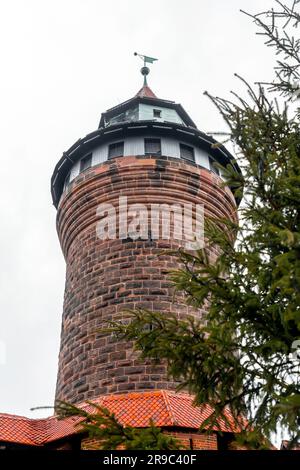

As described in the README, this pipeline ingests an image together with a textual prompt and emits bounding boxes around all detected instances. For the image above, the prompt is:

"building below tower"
[0,391,247,450]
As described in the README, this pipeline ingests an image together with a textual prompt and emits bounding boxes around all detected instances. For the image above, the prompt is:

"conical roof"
[135,84,157,99]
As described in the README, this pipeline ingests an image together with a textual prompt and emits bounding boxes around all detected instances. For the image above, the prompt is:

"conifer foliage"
[61,1,300,449]
[108,1,300,447]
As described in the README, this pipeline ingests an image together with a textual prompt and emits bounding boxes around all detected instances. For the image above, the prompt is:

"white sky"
[0,0,276,419]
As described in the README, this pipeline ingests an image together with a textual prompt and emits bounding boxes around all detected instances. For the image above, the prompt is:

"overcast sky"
[0,0,276,419]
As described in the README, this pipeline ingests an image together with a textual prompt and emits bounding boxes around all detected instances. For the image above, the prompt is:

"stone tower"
[52,65,239,405]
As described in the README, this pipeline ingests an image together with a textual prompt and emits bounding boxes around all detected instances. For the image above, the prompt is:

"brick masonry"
[55,155,238,404]
[81,431,218,450]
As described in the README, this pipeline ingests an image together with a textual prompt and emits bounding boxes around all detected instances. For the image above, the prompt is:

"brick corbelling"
[55,156,238,404]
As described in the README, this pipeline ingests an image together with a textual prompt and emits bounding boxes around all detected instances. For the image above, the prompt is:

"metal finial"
[134,52,158,86]
[140,66,150,85]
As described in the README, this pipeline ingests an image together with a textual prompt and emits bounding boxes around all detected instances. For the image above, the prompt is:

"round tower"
[52,67,240,404]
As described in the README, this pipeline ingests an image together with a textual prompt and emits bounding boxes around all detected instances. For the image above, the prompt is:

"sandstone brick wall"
[167,431,218,450]
[55,155,237,403]
[81,431,218,450]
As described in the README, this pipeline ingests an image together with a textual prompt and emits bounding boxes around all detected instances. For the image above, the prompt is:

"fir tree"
[107,0,300,448]
[60,1,300,449]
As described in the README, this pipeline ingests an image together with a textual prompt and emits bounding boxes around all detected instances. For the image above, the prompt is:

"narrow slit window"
[108,141,124,159]
[80,153,92,172]
[144,138,161,155]
[180,143,195,162]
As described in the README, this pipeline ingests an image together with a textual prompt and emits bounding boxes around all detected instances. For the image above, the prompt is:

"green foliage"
[56,401,182,450]
[106,1,300,447]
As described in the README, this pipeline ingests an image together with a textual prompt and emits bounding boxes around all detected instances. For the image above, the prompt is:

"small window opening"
[80,153,92,172]
[209,156,220,175]
[144,138,161,155]
[108,141,124,159]
[64,172,70,189]
[180,143,195,162]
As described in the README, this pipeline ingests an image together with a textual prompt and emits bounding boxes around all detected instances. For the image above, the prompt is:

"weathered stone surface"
[55,156,237,403]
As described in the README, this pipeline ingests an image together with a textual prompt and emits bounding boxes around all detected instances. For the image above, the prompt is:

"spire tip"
[134,52,158,87]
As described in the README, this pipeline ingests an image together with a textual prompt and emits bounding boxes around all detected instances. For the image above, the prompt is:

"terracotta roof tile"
[0,414,37,446]
[135,85,157,99]
[0,391,246,446]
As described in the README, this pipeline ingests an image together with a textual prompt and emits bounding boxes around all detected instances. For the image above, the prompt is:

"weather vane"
[134,52,158,86]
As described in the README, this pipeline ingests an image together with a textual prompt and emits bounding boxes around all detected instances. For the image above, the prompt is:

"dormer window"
[144,138,161,156]
[180,143,195,163]
[153,109,161,118]
[80,153,92,172]
[108,141,124,159]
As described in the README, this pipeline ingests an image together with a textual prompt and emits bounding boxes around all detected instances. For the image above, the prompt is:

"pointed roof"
[135,84,157,99]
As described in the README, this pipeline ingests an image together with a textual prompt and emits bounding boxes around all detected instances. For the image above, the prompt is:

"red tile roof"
[0,391,245,446]
[135,85,157,99]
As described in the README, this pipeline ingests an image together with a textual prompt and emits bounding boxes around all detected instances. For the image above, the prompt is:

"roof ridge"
[162,390,177,426]
[104,390,162,402]
[0,413,29,420]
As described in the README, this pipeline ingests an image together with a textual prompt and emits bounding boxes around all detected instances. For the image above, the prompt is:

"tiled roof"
[0,413,40,446]
[135,85,157,98]
[0,391,245,446]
